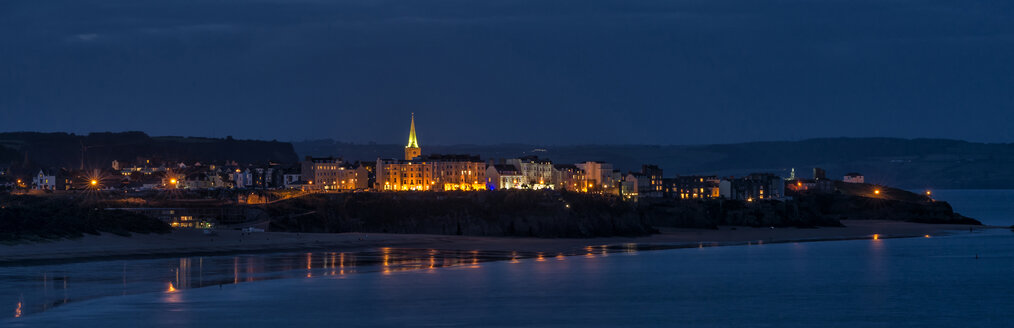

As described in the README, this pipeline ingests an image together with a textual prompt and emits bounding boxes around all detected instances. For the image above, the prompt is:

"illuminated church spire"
[404,113,421,160]
[406,113,419,148]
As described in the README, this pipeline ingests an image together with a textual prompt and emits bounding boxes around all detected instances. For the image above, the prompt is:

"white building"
[232,169,253,189]
[843,173,865,184]
[283,173,302,189]
[505,156,555,189]
[486,164,524,190]
[32,170,56,190]
[576,161,617,192]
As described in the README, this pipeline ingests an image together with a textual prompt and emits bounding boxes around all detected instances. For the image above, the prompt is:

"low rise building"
[668,175,721,199]
[552,164,587,192]
[505,156,555,189]
[486,164,524,190]
[719,173,785,201]
[843,173,865,184]
[32,170,56,190]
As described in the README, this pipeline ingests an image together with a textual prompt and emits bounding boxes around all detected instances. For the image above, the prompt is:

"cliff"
[265,189,978,237]
[266,191,658,238]
[0,195,171,242]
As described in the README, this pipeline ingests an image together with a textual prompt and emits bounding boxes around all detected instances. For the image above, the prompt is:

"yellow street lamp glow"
[926,190,932,196]
[90,180,98,186]
[874,189,881,195]
[170,179,177,184]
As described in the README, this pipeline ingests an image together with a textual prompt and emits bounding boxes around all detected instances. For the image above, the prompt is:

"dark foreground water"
[3,190,1013,327]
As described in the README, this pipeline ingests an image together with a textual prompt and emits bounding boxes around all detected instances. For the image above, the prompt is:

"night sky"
[2,0,1012,145]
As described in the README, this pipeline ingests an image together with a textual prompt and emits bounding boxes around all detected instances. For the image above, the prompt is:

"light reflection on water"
[1,245,643,318]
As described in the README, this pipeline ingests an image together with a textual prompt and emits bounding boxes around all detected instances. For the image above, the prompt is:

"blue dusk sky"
[1,0,1012,145]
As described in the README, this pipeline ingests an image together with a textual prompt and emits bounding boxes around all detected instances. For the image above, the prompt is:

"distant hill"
[0,132,298,171]
[294,138,1014,189]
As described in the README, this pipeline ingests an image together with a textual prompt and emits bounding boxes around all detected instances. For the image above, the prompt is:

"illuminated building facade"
[576,161,620,194]
[301,157,367,191]
[668,175,721,199]
[426,154,487,191]
[487,164,524,190]
[506,156,554,189]
[376,159,434,191]
[552,164,587,192]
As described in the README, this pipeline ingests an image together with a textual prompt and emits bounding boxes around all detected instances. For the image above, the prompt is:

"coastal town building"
[719,173,785,201]
[813,167,827,180]
[638,165,664,198]
[300,157,366,191]
[621,173,645,200]
[32,170,56,190]
[231,169,253,189]
[505,156,555,189]
[576,161,618,194]
[843,173,865,184]
[486,164,524,190]
[426,154,487,191]
[376,159,434,191]
[282,172,302,189]
[552,164,587,192]
[668,175,721,199]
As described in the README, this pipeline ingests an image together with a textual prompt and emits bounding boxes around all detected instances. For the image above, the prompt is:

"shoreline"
[0,220,991,266]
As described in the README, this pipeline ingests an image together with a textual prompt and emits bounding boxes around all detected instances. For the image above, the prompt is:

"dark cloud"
[1,0,1012,144]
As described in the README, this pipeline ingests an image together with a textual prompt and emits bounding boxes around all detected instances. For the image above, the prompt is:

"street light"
[90,180,98,186]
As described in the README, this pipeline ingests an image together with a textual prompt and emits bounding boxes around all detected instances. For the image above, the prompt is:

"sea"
[3,189,1013,327]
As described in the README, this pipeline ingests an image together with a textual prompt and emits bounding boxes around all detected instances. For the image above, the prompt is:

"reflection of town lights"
[167,282,177,292]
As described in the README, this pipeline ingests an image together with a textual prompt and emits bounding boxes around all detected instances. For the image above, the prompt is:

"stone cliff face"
[803,194,979,225]
[266,192,658,238]
[266,190,979,237]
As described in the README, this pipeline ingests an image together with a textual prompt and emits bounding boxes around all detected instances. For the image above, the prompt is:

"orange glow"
[14,301,21,318]
[874,189,881,195]
[926,190,932,196]
[167,282,177,293]
[536,253,546,262]
[170,178,177,184]
[924,234,931,238]
[872,234,880,240]
[556,253,566,260]
[90,180,98,186]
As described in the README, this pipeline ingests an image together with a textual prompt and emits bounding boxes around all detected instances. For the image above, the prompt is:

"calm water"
[3,190,1013,327]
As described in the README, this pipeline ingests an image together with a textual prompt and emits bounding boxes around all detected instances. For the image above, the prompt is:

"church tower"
[405,113,421,160]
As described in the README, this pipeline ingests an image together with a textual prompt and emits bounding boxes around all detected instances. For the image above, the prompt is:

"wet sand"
[0,220,985,265]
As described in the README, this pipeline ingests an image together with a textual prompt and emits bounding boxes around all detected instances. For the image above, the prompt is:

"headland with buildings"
[0,114,985,262]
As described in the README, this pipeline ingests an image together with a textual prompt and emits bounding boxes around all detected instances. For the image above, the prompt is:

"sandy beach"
[0,220,986,265]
